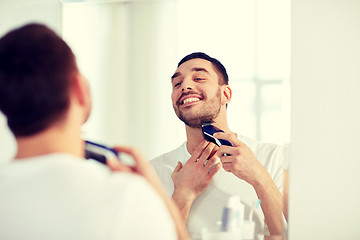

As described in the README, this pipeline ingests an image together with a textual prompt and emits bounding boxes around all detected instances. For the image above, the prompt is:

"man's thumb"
[173,161,183,173]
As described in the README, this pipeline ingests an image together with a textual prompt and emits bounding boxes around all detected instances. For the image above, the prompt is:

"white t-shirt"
[150,135,287,238]
[0,153,177,240]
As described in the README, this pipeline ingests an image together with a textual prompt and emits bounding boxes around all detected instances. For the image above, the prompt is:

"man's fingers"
[210,145,219,159]
[198,143,217,165]
[171,162,183,181]
[188,140,209,163]
[208,162,222,176]
[107,158,132,172]
[112,146,140,158]
[112,145,146,168]
[204,156,217,167]
[221,162,233,173]
[173,161,183,173]
[213,132,242,147]
[216,146,233,160]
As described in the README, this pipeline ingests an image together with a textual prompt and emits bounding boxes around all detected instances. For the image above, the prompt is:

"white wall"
[0,0,62,36]
[119,1,182,159]
[290,0,360,239]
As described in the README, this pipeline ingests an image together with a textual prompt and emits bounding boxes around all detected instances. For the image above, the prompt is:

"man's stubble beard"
[173,88,222,129]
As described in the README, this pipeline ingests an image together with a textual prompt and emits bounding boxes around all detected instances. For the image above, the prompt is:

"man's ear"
[222,85,232,105]
[71,72,92,123]
[71,72,88,106]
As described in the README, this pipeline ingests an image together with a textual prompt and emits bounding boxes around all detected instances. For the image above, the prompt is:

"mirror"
[0,0,290,238]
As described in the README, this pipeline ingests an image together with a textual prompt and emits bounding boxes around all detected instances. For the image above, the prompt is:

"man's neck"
[15,125,83,160]
[185,119,231,155]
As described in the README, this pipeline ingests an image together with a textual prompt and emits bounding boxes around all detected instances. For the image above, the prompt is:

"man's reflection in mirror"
[150,52,288,238]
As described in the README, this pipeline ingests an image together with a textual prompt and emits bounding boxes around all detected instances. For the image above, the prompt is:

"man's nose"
[181,78,193,91]
[182,86,192,92]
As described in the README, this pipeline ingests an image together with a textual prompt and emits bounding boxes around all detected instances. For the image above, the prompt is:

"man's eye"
[195,78,204,81]
[174,82,181,88]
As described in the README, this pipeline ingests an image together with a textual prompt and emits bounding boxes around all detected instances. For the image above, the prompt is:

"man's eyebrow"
[192,67,209,74]
[171,67,210,82]
[171,72,181,81]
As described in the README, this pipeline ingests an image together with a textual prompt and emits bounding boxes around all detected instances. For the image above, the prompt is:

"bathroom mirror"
[0,1,290,238]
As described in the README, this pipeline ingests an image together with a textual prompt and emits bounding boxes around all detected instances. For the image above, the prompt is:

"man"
[0,23,187,240]
[150,52,288,237]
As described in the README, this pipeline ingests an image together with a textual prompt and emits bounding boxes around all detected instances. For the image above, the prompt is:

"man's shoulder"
[238,134,283,154]
[238,134,287,167]
[149,143,187,195]
[150,142,186,166]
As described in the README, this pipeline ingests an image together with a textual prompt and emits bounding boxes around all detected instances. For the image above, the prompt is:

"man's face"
[171,58,226,128]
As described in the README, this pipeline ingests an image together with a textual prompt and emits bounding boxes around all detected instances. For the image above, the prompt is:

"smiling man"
[150,52,288,238]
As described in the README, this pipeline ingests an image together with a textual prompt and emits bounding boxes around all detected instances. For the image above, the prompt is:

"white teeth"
[183,97,200,104]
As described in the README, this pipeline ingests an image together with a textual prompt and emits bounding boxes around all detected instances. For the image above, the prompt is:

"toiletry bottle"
[221,196,239,232]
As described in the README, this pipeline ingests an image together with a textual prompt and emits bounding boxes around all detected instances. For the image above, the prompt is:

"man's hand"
[171,140,221,222]
[213,132,266,185]
[213,132,285,235]
[109,146,160,184]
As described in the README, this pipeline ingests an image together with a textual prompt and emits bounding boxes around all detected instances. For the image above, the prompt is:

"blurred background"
[0,0,290,161]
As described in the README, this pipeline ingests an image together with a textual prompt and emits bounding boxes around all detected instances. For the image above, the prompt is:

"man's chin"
[175,105,220,128]
[180,116,215,129]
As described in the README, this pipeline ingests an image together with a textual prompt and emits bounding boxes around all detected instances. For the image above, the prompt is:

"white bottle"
[221,196,239,232]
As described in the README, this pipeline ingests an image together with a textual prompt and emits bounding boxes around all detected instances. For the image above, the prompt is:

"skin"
[15,71,188,240]
[283,169,289,221]
[170,58,286,235]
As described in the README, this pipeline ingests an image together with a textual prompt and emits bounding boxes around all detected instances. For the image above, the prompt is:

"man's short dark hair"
[0,23,78,136]
[177,52,229,85]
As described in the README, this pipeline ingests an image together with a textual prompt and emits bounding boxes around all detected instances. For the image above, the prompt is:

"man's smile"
[177,92,205,107]
[181,96,201,106]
